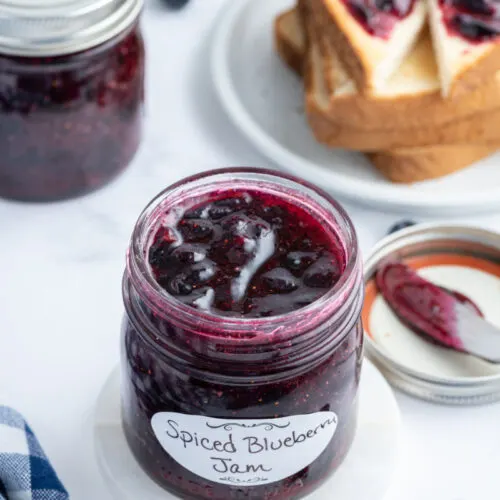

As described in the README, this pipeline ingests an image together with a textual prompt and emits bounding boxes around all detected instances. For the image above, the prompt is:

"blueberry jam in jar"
[0,0,144,202]
[121,169,364,499]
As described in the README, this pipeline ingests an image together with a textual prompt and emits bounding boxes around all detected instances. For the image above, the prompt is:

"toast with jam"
[309,0,428,92]
[304,35,500,150]
[299,2,500,128]
[428,0,500,98]
[274,8,498,181]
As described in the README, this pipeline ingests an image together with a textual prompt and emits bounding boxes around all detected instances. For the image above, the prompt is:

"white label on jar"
[151,411,338,487]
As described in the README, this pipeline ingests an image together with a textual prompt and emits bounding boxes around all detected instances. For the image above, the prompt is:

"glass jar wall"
[0,0,144,202]
[121,169,364,499]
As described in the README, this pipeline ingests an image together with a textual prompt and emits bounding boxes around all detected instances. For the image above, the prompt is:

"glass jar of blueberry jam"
[121,169,364,499]
[0,0,144,202]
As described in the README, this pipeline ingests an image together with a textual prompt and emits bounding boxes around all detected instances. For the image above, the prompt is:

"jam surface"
[439,0,500,42]
[148,190,345,318]
[0,25,144,202]
[343,0,417,38]
[376,260,482,350]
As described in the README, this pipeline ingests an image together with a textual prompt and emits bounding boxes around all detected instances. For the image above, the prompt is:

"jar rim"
[127,167,361,340]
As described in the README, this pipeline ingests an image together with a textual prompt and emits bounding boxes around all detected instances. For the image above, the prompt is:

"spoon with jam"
[376,260,500,363]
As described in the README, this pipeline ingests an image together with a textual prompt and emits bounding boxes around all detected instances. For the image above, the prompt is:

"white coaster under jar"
[93,359,401,500]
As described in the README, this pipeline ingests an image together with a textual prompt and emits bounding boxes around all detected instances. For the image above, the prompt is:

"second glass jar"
[0,0,145,202]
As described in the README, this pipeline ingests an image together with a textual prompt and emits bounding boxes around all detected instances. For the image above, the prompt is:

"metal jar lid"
[0,0,143,56]
[363,223,500,406]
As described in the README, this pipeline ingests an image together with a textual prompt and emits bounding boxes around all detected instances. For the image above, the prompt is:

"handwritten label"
[151,411,338,486]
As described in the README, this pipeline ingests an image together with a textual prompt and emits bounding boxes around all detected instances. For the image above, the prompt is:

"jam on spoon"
[376,260,482,350]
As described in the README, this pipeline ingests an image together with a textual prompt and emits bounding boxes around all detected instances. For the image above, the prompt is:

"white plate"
[94,360,401,500]
[210,0,500,216]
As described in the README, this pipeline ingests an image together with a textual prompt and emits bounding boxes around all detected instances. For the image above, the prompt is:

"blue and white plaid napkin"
[0,406,69,500]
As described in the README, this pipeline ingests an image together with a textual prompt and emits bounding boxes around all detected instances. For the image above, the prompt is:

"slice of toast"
[310,0,427,92]
[368,145,498,182]
[428,0,500,98]
[274,6,305,75]
[275,8,498,182]
[305,37,500,149]
[293,5,500,128]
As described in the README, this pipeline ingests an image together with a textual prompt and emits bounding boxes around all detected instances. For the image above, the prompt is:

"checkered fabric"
[0,406,69,500]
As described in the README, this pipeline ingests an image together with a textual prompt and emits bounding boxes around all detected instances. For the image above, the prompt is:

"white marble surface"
[1,1,500,499]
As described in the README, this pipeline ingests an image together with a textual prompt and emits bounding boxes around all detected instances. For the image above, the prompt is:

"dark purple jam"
[0,24,144,202]
[376,260,482,350]
[439,0,500,42]
[343,0,417,38]
[148,190,346,318]
[122,182,363,499]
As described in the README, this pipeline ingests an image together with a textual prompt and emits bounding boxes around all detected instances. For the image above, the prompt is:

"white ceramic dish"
[210,0,500,216]
[94,360,401,500]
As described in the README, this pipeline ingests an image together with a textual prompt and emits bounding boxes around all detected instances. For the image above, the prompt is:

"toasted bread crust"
[275,12,304,75]
[451,44,500,99]
[305,49,500,150]
[306,92,500,149]
[310,0,368,90]
[367,145,497,183]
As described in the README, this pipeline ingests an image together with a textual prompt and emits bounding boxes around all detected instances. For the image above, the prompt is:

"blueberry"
[261,268,299,294]
[375,0,395,12]
[148,241,172,268]
[303,257,341,288]
[285,251,318,273]
[186,260,218,286]
[453,0,494,15]
[165,274,193,296]
[299,238,313,251]
[222,214,271,240]
[387,220,416,235]
[161,0,190,9]
[259,205,285,227]
[171,244,207,264]
[349,1,372,23]
[179,219,214,241]
[389,0,413,15]
[208,204,235,220]
[209,197,249,219]
[183,206,208,220]
[452,14,499,41]
[227,244,252,266]
[211,233,252,267]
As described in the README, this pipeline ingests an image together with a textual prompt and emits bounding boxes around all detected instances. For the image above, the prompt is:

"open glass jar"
[0,0,144,202]
[121,169,364,499]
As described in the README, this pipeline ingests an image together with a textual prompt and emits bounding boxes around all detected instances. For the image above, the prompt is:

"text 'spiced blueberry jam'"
[148,190,346,318]
[121,170,364,500]
[0,24,144,202]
